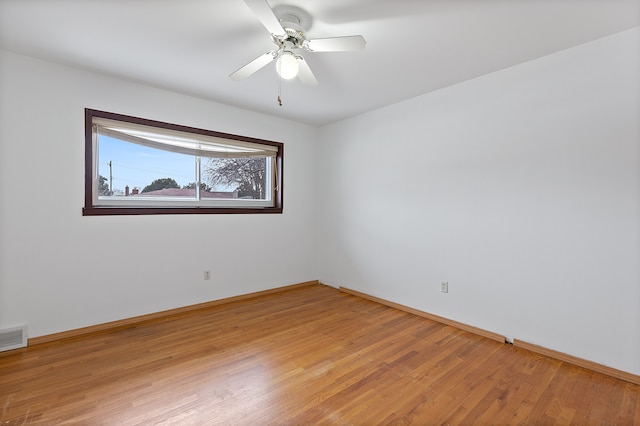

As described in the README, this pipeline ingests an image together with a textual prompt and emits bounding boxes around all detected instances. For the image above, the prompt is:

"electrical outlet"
[203,270,211,280]
[440,281,448,293]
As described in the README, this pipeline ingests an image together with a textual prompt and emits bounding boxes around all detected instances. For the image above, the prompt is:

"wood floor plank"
[1,284,639,425]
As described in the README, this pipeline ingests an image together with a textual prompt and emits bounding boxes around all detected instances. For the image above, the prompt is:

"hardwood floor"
[1,283,638,425]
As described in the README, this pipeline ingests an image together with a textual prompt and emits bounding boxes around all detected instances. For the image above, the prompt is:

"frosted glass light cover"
[276,53,299,80]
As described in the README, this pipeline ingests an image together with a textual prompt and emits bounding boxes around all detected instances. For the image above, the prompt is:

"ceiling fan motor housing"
[269,5,311,51]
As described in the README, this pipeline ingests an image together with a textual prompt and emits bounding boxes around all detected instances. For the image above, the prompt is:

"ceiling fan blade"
[305,35,366,52]
[297,57,318,86]
[242,0,286,37]
[229,51,276,80]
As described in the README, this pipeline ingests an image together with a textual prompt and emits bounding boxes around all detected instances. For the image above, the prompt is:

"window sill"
[82,206,283,216]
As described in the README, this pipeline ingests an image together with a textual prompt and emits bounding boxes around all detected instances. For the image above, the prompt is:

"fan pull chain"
[277,73,283,106]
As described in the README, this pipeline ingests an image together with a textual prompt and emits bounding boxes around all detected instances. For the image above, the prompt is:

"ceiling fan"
[230,0,366,85]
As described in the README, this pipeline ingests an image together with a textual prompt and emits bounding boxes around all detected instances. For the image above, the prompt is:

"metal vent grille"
[0,326,27,352]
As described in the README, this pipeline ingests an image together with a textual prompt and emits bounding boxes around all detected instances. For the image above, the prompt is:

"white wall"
[318,28,640,375]
[0,51,318,338]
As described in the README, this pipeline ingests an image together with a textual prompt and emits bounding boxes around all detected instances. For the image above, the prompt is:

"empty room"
[1,0,639,424]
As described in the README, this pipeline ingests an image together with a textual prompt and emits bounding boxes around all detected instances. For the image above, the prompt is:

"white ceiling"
[1,0,638,126]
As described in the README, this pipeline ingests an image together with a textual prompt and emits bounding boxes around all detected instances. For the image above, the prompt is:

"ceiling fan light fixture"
[276,52,299,80]
[229,0,364,86]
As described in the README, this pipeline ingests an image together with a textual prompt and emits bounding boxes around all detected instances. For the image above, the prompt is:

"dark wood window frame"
[83,109,283,216]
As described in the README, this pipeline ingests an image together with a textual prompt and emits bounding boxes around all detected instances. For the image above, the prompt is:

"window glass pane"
[204,157,268,200]
[98,135,196,199]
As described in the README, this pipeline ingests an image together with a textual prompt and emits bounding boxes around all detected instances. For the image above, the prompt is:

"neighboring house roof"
[136,188,238,198]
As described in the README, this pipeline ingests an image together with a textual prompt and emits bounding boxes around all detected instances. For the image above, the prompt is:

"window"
[83,109,283,215]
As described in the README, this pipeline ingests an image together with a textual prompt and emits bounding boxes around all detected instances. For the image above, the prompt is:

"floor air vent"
[0,325,28,352]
